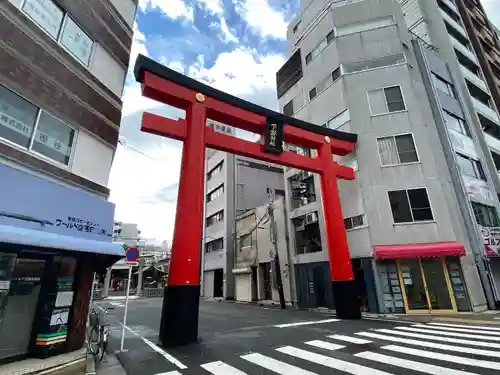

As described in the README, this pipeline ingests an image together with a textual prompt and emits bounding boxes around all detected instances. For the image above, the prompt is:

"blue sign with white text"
[0,163,115,242]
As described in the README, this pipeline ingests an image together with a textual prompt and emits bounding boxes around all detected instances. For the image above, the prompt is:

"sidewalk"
[0,349,87,375]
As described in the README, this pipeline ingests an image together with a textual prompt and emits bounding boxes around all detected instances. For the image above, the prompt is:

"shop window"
[445,257,470,311]
[207,184,224,203]
[377,260,405,313]
[21,0,94,67]
[472,202,500,227]
[432,73,456,98]
[206,210,224,227]
[377,134,418,166]
[367,86,406,115]
[388,188,434,223]
[456,153,485,180]
[344,214,365,230]
[0,85,76,166]
[443,110,470,136]
[206,238,224,253]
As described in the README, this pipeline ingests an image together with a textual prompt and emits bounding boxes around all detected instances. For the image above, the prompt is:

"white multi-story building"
[277,0,500,314]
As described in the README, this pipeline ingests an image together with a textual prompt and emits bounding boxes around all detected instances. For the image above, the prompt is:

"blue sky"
[108,0,500,241]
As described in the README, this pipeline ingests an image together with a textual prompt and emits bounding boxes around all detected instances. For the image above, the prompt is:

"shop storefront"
[0,163,123,362]
[480,225,500,306]
[375,242,471,314]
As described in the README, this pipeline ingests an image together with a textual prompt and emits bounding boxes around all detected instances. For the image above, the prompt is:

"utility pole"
[268,188,286,310]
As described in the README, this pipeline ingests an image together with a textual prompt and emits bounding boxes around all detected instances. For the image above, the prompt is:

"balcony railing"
[450,35,479,64]
[459,64,489,93]
[484,132,500,153]
[440,9,468,40]
[440,0,459,14]
[473,97,500,125]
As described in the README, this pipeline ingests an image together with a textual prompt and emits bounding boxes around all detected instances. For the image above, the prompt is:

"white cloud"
[220,17,239,43]
[188,49,285,98]
[138,0,194,21]
[235,0,288,39]
[198,0,224,15]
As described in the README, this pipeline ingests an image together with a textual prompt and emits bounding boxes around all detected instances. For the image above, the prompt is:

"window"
[456,153,486,180]
[388,188,434,223]
[206,210,224,226]
[22,0,64,39]
[0,85,76,166]
[283,100,294,116]
[343,53,405,74]
[305,30,335,65]
[377,134,419,165]
[326,109,350,129]
[336,16,395,37]
[309,67,341,101]
[206,238,224,253]
[20,0,94,67]
[309,87,317,100]
[239,234,252,249]
[207,185,224,203]
[367,86,406,115]
[344,214,365,230]
[207,162,223,180]
[443,110,470,136]
[472,202,500,227]
[432,73,456,98]
[32,112,76,165]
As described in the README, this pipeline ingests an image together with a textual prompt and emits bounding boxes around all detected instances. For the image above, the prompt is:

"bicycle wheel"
[88,326,100,357]
[99,327,107,361]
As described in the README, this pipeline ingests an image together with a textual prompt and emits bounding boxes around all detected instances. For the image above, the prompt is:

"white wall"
[90,44,126,98]
[109,0,137,27]
[71,130,114,187]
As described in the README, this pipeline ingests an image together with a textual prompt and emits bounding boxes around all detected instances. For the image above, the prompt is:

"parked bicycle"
[88,307,111,361]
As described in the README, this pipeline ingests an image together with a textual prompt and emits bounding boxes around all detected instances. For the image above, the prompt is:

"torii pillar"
[134,54,361,348]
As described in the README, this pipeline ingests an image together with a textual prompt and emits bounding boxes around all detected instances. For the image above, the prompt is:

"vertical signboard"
[263,119,284,154]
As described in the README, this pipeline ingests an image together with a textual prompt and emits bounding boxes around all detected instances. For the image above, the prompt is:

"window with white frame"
[432,73,456,98]
[344,214,365,230]
[207,161,223,180]
[0,85,76,166]
[206,210,224,226]
[443,110,470,136]
[206,238,224,253]
[377,134,419,166]
[21,0,94,66]
[343,53,405,74]
[207,184,224,202]
[367,86,406,115]
[456,153,486,180]
[388,188,434,223]
[326,109,350,129]
[335,16,395,37]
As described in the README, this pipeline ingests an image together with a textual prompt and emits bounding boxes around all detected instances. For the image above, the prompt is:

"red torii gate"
[134,54,361,348]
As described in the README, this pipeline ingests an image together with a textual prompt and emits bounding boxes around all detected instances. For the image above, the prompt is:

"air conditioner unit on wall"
[305,212,318,225]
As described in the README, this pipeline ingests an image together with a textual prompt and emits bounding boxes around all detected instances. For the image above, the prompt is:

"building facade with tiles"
[277,0,500,314]
[0,0,136,362]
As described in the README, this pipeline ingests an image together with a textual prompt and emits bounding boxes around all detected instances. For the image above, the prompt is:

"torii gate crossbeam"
[134,54,361,348]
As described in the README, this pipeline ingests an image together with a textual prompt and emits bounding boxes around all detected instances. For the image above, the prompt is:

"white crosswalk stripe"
[428,322,500,332]
[191,322,500,375]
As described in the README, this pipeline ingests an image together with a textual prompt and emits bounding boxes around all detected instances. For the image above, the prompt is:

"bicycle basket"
[89,312,100,327]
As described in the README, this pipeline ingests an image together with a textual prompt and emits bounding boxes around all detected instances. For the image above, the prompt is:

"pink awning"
[374,242,466,259]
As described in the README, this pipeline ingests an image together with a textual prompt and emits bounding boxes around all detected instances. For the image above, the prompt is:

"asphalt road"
[94,297,500,375]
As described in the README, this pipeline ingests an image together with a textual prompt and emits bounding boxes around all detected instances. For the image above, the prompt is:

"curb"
[84,355,95,375]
